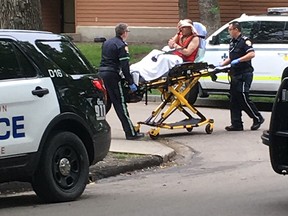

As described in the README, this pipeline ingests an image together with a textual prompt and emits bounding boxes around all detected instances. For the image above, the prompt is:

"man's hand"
[129,83,137,92]
[231,58,240,66]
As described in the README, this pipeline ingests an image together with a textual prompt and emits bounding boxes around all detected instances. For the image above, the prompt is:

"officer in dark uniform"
[99,23,144,140]
[220,21,264,131]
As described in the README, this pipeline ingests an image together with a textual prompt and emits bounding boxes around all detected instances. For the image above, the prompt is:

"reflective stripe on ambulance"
[201,75,281,81]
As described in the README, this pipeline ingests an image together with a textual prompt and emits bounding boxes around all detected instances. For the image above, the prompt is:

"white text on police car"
[48,69,63,78]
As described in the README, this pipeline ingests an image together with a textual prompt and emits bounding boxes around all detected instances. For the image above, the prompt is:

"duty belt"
[99,66,120,73]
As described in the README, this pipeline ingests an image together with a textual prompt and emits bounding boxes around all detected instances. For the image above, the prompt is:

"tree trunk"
[179,0,188,19]
[198,0,221,36]
[0,0,42,30]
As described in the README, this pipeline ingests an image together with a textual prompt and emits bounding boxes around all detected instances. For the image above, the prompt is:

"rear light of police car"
[92,78,107,101]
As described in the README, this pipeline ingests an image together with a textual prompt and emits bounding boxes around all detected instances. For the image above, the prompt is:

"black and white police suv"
[0,30,111,202]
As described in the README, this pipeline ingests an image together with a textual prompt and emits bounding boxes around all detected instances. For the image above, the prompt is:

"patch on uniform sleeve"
[125,46,129,53]
[245,40,252,46]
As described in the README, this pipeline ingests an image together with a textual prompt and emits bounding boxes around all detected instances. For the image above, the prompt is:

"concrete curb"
[0,149,176,195]
[89,155,163,181]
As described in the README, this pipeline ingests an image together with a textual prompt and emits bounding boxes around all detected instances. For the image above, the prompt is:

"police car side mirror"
[94,37,106,43]
[209,35,220,45]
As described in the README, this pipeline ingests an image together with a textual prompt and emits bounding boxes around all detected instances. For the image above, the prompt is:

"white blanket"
[130,49,183,84]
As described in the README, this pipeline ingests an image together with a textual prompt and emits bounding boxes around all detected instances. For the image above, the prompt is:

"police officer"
[99,23,144,140]
[220,21,264,131]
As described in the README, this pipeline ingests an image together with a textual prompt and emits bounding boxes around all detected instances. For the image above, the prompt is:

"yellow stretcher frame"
[135,62,215,140]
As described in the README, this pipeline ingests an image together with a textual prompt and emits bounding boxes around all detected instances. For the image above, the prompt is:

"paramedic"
[99,23,144,140]
[168,19,200,62]
[219,21,264,131]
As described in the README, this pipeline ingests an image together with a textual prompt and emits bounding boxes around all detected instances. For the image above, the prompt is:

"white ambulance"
[198,7,288,98]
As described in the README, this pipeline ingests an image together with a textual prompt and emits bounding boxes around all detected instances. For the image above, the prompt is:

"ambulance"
[198,7,288,98]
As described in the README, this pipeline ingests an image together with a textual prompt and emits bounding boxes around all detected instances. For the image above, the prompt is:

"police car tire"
[32,131,89,203]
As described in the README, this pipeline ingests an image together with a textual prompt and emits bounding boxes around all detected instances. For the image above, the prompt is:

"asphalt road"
[1,102,288,216]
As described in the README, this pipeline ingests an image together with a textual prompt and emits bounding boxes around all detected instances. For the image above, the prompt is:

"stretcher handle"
[208,65,231,82]
[209,64,231,73]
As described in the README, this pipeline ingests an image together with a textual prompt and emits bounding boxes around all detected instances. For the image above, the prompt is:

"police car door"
[0,39,59,158]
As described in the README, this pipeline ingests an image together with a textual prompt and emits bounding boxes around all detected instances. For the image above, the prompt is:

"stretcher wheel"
[149,129,159,140]
[186,127,193,132]
[149,133,159,140]
[205,124,213,134]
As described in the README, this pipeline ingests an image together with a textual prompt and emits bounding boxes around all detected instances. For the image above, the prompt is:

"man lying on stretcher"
[130,19,207,84]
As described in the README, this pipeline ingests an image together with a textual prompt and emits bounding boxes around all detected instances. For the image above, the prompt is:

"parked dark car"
[262,73,288,175]
[0,30,111,202]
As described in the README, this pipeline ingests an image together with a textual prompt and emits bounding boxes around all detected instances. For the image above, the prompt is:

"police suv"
[0,30,111,202]
[197,7,288,98]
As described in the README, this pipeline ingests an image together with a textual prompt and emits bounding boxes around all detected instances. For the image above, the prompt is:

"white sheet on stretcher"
[130,49,183,85]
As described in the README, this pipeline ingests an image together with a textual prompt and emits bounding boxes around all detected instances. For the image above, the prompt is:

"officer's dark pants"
[99,71,136,137]
[229,72,262,128]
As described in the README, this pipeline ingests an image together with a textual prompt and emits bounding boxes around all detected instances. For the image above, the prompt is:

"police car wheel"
[32,131,89,203]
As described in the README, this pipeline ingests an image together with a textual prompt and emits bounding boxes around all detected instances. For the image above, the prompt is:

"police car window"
[36,41,94,75]
[0,41,36,80]
[251,21,286,43]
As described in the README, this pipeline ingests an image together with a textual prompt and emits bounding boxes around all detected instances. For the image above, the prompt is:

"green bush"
[75,42,155,68]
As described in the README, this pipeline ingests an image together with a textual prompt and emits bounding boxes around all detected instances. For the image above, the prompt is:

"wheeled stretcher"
[131,61,219,139]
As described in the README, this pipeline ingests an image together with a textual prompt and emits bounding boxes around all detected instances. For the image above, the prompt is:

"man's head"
[228,21,242,38]
[115,23,130,40]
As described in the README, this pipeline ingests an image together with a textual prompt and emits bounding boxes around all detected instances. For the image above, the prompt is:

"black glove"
[210,73,218,82]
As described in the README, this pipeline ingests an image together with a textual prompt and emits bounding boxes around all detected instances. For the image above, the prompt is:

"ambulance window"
[283,22,288,41]
[217,28,230,44]
[240,21,254,39]
[217,22,254,44]
[252,21,286,43]
[0,41,36,80]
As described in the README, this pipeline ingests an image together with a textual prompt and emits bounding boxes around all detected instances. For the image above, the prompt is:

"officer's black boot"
[251,116,265,130]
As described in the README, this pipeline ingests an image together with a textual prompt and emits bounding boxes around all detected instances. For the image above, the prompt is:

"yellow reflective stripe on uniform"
[119,57,130,61]
[201,75,281,81]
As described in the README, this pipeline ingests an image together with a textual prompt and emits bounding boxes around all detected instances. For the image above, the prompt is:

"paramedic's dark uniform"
[229,34,262,128]
[99,36,136,138]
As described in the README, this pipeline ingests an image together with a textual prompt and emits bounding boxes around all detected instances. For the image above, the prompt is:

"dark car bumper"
[261,130,270,146]
[91,124,111,165]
